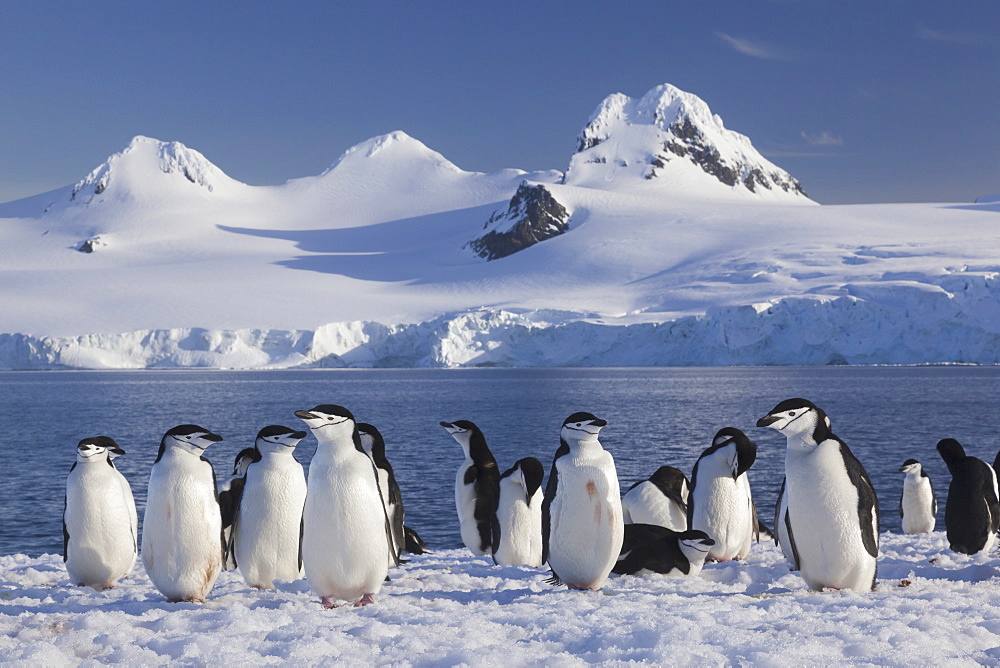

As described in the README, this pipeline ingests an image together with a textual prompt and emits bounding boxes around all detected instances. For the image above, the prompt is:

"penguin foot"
[354,593,376,607]
[320,596,340,608]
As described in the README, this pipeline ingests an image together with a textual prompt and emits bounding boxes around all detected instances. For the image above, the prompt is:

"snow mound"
[3,533,1000,664]
[566,83,811,202]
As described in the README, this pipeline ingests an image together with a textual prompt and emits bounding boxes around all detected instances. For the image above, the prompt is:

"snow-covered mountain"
[1,82,997,369]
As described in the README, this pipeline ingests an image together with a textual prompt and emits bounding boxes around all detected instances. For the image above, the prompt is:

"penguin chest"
[495,485,543,567]
[65,465,137,587]
[549,453,624,588]
[302,451,388,600]
[901,477,935,534]
[690,474,754,561]
[622,482,686,531]
[786,444,876,590]
[235,458,307,586]
[141,456,222,601]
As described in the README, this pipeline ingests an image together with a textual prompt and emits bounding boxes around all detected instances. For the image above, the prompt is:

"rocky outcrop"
[465,182,570,260]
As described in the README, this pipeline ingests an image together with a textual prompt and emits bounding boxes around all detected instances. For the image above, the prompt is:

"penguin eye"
[576,423,582,427]
[788,411,796,417]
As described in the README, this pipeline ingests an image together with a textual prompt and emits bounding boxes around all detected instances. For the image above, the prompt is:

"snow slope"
[1,83,998,368]
[4,533,1000,664]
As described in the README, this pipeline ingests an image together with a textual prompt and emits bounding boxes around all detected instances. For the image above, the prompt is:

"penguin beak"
[589,419,608,428]
[290,430,307,440]
[112,445,126,456]
[295,410,318,420]
[755,414,779,428]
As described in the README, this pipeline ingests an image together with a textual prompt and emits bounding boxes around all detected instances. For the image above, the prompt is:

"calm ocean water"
[2,367,998,557]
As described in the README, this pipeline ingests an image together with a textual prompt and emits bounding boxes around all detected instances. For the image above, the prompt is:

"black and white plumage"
[757,399,879,592]
[358,423,406,567]
[296,404,397,607]
[621,466,689,531]
[937,439,999,555]
[492,457,545,567]
[542,412,624,590]
[773,477,798,569]
[687,427,759,562]
[403,525,429,554]
[63,436,137,590]
[440,420,500,557]
[219,447,260,571]
[228,426,308,590]
[612,525,715,576]
[141,425,225,603]
[899,459,937,535]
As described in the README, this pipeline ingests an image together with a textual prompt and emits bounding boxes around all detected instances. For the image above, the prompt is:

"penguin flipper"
[62,493,69,562]
[471,464,499,555]
[751,500,761,543]
[298,515,304,572]
[204,456,228,562]
[784,507,801,571]
[982,463,1000,534]
[840,441,880,559]
[542,441,569,565]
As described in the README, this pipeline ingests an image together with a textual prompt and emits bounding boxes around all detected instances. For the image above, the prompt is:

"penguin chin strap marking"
[311,418,350,430]
[564,425,601,436]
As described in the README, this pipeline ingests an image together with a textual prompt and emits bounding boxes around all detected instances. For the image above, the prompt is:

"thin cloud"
[916,24,994,46]
[716,32,788,60]
[801,131,843,147]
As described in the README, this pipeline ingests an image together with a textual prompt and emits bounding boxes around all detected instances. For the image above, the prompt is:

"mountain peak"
[566,84,810,202]
[322,131,462,176]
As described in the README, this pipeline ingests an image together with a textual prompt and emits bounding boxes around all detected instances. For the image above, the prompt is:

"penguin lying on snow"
[493,457,544,567]
[403,525,429,554]
[440,420,500,557]
[621,465,689,531]
[899,459,936,535]
[141,425,226,603]
[687,427,759,562]
[612,525,715,576]
[543,412,624,590]
[937,439,998,555]
[757,399,879,592]
[64,436,137,590]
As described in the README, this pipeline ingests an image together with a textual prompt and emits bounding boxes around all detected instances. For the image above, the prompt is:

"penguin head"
[710,427,757,479]
[756,398,830,447]
[162,425,223,456]
[677,530,715,563]
[500,457,545,502]
[899,458,922,475]
[560,412,608,443]
[439,419,479,452]
[231,447,261,475]
[357,423,386,459]
[76,436,125,462]
[649,466,689,502]
[936,438,966,467]
[294,405,356,438]
[255,425,307,455]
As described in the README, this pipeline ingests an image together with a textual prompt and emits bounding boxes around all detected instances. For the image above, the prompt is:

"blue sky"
[1,0,997,205]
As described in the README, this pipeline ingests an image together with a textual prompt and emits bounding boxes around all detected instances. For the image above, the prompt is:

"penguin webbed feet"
[320,596,341,609]
[544,572,565,587]
[354,593,376,607]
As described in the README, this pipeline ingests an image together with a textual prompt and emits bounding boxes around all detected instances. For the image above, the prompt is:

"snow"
[4,533,1000,664]
[0,83,998,368]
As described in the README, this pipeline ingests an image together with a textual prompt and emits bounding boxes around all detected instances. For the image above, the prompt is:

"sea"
[2,366,998,557]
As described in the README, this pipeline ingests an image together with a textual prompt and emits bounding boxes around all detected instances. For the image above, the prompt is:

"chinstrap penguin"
[403,525,429,554]
[937,438,998,555]
[230,425,308,590]
[358,423,405,567]
[219,447,260,571]
[899,459,937,535]
[296,404,396,607]
[687,427,759,562]
[141,425,225,603]
[621,465,689,531]
[440,420,500,557]
[543,412,624,590]
[492,457,545,567]
[757,399,879,592]
[63,436,137,590]
[612,525,715,577]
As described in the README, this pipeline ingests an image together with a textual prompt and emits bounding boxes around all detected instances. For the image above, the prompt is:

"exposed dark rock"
[465,182,570,261]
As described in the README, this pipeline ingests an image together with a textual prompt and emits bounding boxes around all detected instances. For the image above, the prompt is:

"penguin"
[141,425,225,603]
[937,438,999,554]
[899,459,937,535]
[612,525,715,577]
[621,465,689,531]
[773,477,798,569]
[687,427,760,562]
[492,457,545,567]
[757,399,879,592]
[296,404,396,607]
[218,447,260,571]
[63,436,137,590]
[439,420,500,557]
[358,423,405,567]
[542,412,624,590]
[403,525,429,554]
[230,426,308,590]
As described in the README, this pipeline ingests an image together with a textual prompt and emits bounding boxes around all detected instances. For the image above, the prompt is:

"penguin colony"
[65,395,982,604]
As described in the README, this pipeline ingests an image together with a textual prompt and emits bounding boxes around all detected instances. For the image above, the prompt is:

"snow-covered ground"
[4,533,1000,665]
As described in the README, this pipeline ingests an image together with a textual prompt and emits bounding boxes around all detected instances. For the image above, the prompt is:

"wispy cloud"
[801,131,843,147]
[916,24,994,46]
[716,32,788,60]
